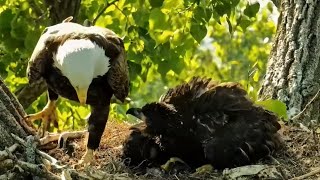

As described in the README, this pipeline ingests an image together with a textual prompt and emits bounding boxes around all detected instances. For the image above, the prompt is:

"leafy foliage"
[256,99,288,120]
[0,0,286,130]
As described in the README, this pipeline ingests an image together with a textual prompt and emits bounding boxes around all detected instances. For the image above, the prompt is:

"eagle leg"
[75,104,110,167]
[75,148,94,167]
[23,89,59,137]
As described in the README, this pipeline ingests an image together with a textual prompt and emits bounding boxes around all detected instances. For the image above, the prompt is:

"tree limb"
[289,167,320,180]
[92,0,119,25]
[0,143,19,161]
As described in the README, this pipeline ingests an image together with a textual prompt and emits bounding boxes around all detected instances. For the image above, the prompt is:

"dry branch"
[40,131,87,147]
[0,143,19,161]
[290,167,320,180]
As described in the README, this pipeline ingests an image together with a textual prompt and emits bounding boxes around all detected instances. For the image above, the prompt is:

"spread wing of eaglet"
[124,77,282,171]
[24,17,129,165]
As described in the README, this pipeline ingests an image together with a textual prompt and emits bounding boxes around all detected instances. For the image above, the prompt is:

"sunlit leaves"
[132,9,149,27]
[1,0,278,126]
[149,8,169,30]
[238,17,251,31]
[162,0,184,10]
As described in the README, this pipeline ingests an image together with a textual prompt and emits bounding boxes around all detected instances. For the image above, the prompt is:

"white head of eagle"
[54,38,110,104]
[31,22,112,104]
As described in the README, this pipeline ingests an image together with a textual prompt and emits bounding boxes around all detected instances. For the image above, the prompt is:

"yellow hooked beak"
[75,87,88,105]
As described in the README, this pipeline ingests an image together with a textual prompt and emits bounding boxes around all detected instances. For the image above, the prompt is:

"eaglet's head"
[126,102,178,134]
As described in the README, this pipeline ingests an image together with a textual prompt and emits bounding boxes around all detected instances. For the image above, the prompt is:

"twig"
[0,172,16,179]
[39,131,87,147]
[11,134,61,167]
[0,159,14,170]
[11,133,28,147]
[92,0,119,25]
[4,146,59,179]
[0,143,19,161]
[291,88,320,121]
[113,3,129,23]
[289,167,320,180]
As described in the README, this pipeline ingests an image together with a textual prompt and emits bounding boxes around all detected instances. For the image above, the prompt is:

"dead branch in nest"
[7,133,103,179]
[0,172,16,179]
[39,130,87,148]
[0,143,19,161]
[1,146,60,180]
[10,133,64,171]
[289,166,320,180]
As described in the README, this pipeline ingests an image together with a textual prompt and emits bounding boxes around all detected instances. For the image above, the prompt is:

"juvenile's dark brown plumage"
[124,77,282,170]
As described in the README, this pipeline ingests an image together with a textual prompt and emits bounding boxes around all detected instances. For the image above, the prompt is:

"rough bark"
[0,77,28,148]
[0,77,92,179]
[16,0,82,109]
[44,0,82,24]
[259,0,320,122]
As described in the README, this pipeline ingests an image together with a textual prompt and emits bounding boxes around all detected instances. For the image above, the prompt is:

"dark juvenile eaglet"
[123,77,282,170]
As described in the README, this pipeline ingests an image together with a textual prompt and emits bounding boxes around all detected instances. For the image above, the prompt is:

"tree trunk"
[16,0,82,109]
[0,77,28,148]
[259,0,320,122]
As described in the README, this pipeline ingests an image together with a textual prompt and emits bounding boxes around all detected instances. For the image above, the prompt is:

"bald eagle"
[24,17,129,164]
[124,77,282,170]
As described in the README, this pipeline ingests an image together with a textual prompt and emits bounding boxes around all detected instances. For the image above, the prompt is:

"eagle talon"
[161,157,191,173]
[193,164,214,175]
[23,100,58,137]
[74,148,95,169]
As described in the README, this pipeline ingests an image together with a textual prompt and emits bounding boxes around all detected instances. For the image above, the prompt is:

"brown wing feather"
[90,27,129,102]
[194,82,253,112]
[159,77,217,107]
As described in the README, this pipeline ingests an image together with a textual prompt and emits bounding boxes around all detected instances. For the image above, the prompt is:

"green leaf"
[193,6,210,23]
[214,3,231,16]
[149,8,169,30]
[149,0,163,8]
[128,60,142,80]
[226,17,233,34]
[0,62,7,78]
[24,29,41,52]
[2,37,24,52]
[253,70,259,82]
[239,18,252,31]
[132,9,150,27]
[0,9,14,31]
[11,14,29,40]
[244,3,260,18]
[124,0,137,6]
[211,10,221,24]
[231,0,240,6]
[190,22,207,43]
[256,99,288,120]
[162,0,184,9]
